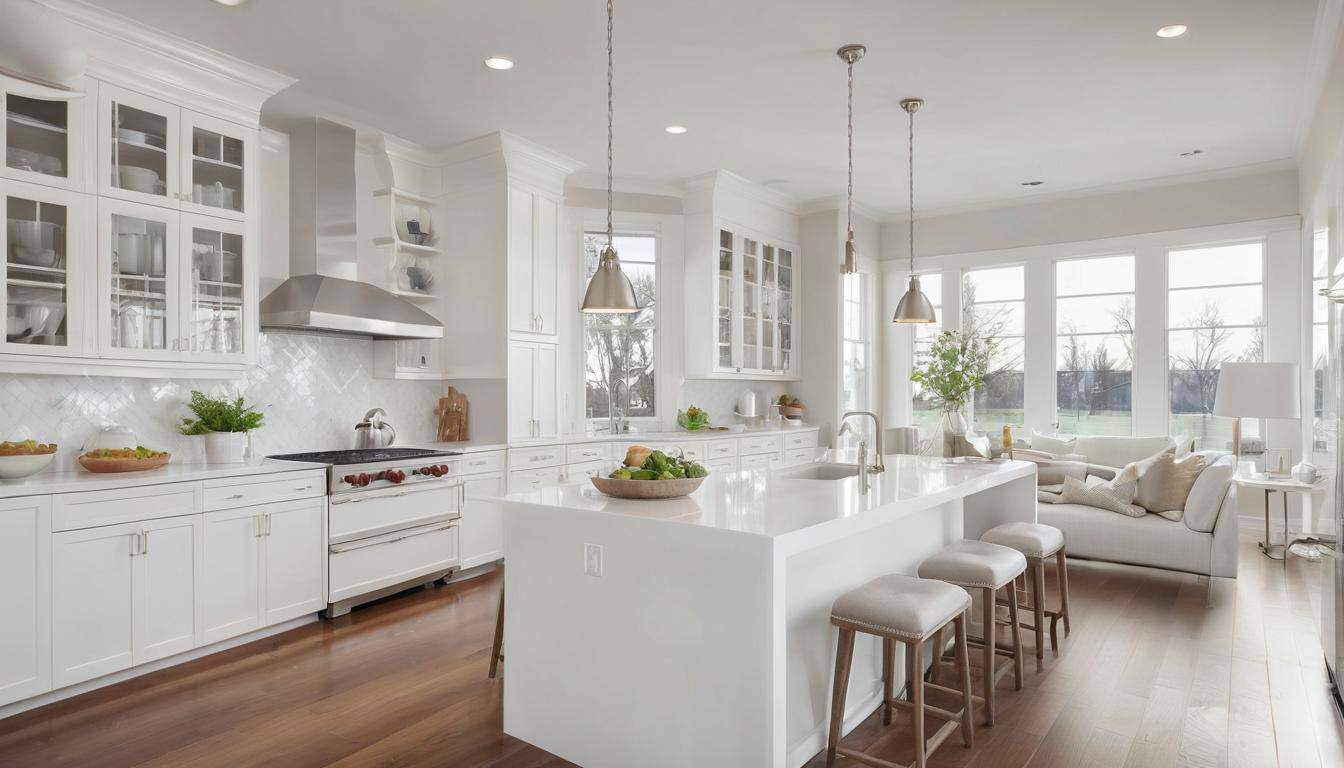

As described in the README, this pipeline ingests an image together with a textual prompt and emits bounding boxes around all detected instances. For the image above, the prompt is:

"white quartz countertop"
[0,458,329,499]
[505,422,818,450]
[499,454,1033,543]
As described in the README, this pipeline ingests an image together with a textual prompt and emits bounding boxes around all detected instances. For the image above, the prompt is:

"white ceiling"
[82,0,1320,213]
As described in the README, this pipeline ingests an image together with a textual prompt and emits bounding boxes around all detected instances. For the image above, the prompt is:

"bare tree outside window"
[962,266,1025,435]
[1055,255,1134,435]
[583,233,657,420]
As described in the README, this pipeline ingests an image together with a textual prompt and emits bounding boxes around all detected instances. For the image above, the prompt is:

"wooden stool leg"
[954,613,974,749]
[1007,581,1023,690]
[1031,558,1046,660]
[981,586,995,726]
[826,628,856,767]
[926,627,945,684]
[488,586,505,679]
[882,637,895,726]
[911,638,926,768]
[1056,548,1071,636]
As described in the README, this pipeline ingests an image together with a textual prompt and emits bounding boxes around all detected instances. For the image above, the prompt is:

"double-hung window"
[962,265,1025,435]
[1167,242,1264,449]
[582,232,657,421]
[1313,228,1330,456]
[910,272,944,435]
[841,272,869,412]
[1055,255,1135,435]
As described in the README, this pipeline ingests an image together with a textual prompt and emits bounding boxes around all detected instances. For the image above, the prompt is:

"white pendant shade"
[581,245,639,313]
[892,275,937,324]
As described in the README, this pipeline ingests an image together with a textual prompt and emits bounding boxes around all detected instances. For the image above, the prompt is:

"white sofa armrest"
[1209,483,1239,578]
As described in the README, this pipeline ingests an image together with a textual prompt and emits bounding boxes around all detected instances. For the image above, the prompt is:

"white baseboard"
[447,559,501,583]
[0,614,318,721]
[786,682,885,768]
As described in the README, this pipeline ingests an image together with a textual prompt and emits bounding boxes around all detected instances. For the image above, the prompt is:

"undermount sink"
[776,462,860,480]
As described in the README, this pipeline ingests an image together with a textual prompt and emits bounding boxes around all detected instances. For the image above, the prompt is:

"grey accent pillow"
[1060,472,1145,517]
[1182,457,1235,533]
[1134,453,1206,515]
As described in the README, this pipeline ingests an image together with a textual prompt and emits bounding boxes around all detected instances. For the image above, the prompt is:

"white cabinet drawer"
[703,439,738,459]
[783,448,816,466]
[328,519,458,603]
[509,445,565,471]
[704,457,738,474]
[459,451,506,475]
[564,460,607,481]
[566,444,608,464]
[739,434,783,456]
[329,483,459,544]
[740,452,781,469]
[783,431,819,450]
[204,471,325,511]
[54,483,197,532]
[509,466,563,492]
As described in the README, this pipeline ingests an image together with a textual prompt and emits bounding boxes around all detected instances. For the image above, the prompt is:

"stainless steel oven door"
[328,482,463,544]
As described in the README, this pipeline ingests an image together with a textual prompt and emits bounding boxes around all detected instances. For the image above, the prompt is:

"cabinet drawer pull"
[293,485,311,491]
[227,493,245,500]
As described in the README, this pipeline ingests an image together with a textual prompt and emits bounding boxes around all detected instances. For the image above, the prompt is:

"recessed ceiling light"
[212,0,248,5]
[1179,148,1204,157]
[483,57,514,71]
[1156,24,1188,38]
[1020,180,1044,187]
[664,125,688,135]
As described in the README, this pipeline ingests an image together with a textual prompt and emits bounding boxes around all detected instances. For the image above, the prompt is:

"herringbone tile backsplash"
[0,332,447,470]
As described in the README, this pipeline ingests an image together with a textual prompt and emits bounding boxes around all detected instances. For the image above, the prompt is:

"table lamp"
[1212,362,1300,464]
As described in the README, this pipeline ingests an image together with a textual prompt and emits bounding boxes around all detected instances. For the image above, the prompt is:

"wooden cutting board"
[436,387,469,442]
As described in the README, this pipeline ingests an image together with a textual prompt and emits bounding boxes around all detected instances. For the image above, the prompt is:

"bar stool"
[488,585,504,678]
[917,541,1026,726]
[826,574,975,768]
[979,522,1070,659]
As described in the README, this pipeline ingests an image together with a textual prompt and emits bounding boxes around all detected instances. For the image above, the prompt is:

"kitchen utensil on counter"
[354,408,397,449]
[591,474,705,500]
[83,425,137,453]
[436,388,469,442]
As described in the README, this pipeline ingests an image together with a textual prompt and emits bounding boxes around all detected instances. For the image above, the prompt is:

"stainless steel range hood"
[260,118,442,340]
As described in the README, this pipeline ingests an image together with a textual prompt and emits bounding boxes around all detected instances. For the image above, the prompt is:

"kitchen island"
[497,454,1036,768]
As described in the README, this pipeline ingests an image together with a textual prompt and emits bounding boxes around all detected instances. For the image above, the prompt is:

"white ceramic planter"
[204,431,248,464]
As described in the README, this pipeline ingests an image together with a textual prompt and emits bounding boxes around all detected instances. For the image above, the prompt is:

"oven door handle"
[329,521,457,554]
[330,481,464,505]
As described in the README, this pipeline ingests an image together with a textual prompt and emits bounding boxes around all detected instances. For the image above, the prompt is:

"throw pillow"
[1031,430,1076,456]
[1060,475,1145,517]
[1134,453,1207,515]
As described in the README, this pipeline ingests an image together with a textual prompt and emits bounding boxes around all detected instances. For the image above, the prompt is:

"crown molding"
[878,158,1299,223]
[565,171,684,199]
[681,169,802,216]
[38,0,294,125]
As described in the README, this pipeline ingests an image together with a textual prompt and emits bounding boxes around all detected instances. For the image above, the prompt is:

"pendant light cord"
[846,58,854,237]
[606,0,615,246]
[907,106,915,274]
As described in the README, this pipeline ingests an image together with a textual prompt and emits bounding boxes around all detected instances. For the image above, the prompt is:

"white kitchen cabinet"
[96,197,180,361]
[180,212,251,363]
[135,514,199,664]
[508,340,558,439]
[99,84,181,210]
[179,110,252,222]
[52,521,138,687]
[262,498,326,626]
[1,179,92,357]
[460,472,506,569]
[2,82,92,193]
[509,466,563,493]
[507,185,560,337]
[0,496,51,707]
[199,505,262,645]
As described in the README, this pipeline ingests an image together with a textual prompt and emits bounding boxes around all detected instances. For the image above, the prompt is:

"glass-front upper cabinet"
[99,84,179,209]
[2,87,87,192]
[1,181,86,356]
[776,247,793,372]
[98,199,178,360]
[181,215,247,361]
[717,229,734,368]
[180,112,250,221]
[712,226,800,377]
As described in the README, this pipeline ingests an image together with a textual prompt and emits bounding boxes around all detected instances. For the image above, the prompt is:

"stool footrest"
[834,746,906,768]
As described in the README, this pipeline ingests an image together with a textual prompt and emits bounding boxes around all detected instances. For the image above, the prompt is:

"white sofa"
[1024,435,1239,578]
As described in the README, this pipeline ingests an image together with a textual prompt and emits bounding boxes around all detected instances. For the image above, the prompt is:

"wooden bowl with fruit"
[0,440,58,479]
[776,395,806,419]
[590,445,709,500]
[78,446,172,473]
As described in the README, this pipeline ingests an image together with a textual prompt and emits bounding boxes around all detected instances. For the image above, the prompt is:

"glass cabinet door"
[100,85,178,208]
[3,90,82,191]
[717,228,734,369]
[99,201,178,359]
[777,247,794,373]
[183,216,246,360]
[741,237,759,371]
[2,183,83,355]
[180,112,249,221]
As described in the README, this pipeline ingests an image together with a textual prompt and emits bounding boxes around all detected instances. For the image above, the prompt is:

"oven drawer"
[328,483,461,544]
[459,451,506,475]
[328,519,459,603]
[740,434,783,456]
[509,445,565,471]
[565,444,608,464]
[204,471,325,511]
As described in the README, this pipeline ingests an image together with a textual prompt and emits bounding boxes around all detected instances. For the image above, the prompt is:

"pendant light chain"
[907,106,915,273]
[846,57,854,238]
[606,0,614,245]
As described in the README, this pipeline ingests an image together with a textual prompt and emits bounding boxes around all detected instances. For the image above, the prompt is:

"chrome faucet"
[837,422,871,495]
[839,410,885,472]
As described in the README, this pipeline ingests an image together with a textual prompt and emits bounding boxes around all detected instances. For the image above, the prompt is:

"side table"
[1232,474,1331,561]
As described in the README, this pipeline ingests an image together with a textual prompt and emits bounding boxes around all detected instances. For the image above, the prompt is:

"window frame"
[909,270,945,433]
[841,270,872,414]
[961,263,1027,434]
[581,228,661,427]
[1052,251,1136,436]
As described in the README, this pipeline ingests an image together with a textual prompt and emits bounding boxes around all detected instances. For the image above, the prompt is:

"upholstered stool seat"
[831,574,970,640]
[979,522,1072,660]
[918,540,1026,590]
[918,541,1027,726]
[826,575,976,768]
[980,522,1064,559]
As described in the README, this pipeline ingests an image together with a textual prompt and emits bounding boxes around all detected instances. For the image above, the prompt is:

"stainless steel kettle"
[354,408,396,449]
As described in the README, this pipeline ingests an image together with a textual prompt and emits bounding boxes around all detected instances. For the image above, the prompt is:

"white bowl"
[0,452,55,479]
[118,166,160,194]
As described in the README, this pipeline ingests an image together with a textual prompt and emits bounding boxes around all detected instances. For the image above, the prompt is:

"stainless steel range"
[269,447,464,617]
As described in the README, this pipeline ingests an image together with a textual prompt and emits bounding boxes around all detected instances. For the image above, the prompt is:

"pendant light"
[837,44,865,275]
[580,0,640,314]
[892,97,937,324]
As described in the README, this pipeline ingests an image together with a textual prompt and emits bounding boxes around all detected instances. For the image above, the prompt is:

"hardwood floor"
[1,525,1341,768]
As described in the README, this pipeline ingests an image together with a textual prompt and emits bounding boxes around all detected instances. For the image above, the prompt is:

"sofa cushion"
[1036,503,1213,575]
[1031,431,1077,456]
[1134,453,1206,514]
[1061,475,1145,517]
[1182,453,1235,533]
[1072,435,1176,470]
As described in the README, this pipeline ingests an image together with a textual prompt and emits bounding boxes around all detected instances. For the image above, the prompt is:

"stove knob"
[419,467,431,475]
[429,465,443,477]
[357,473,369,486]
[389,470,405,484]
[342,475,356,485]
[438,464,451,474]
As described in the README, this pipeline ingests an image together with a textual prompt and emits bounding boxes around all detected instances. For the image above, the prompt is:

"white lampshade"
[1212,362,1300,419]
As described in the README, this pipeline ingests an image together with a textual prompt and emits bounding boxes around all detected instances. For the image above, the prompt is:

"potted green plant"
[909,330,994,445]
[179,390,265,464]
